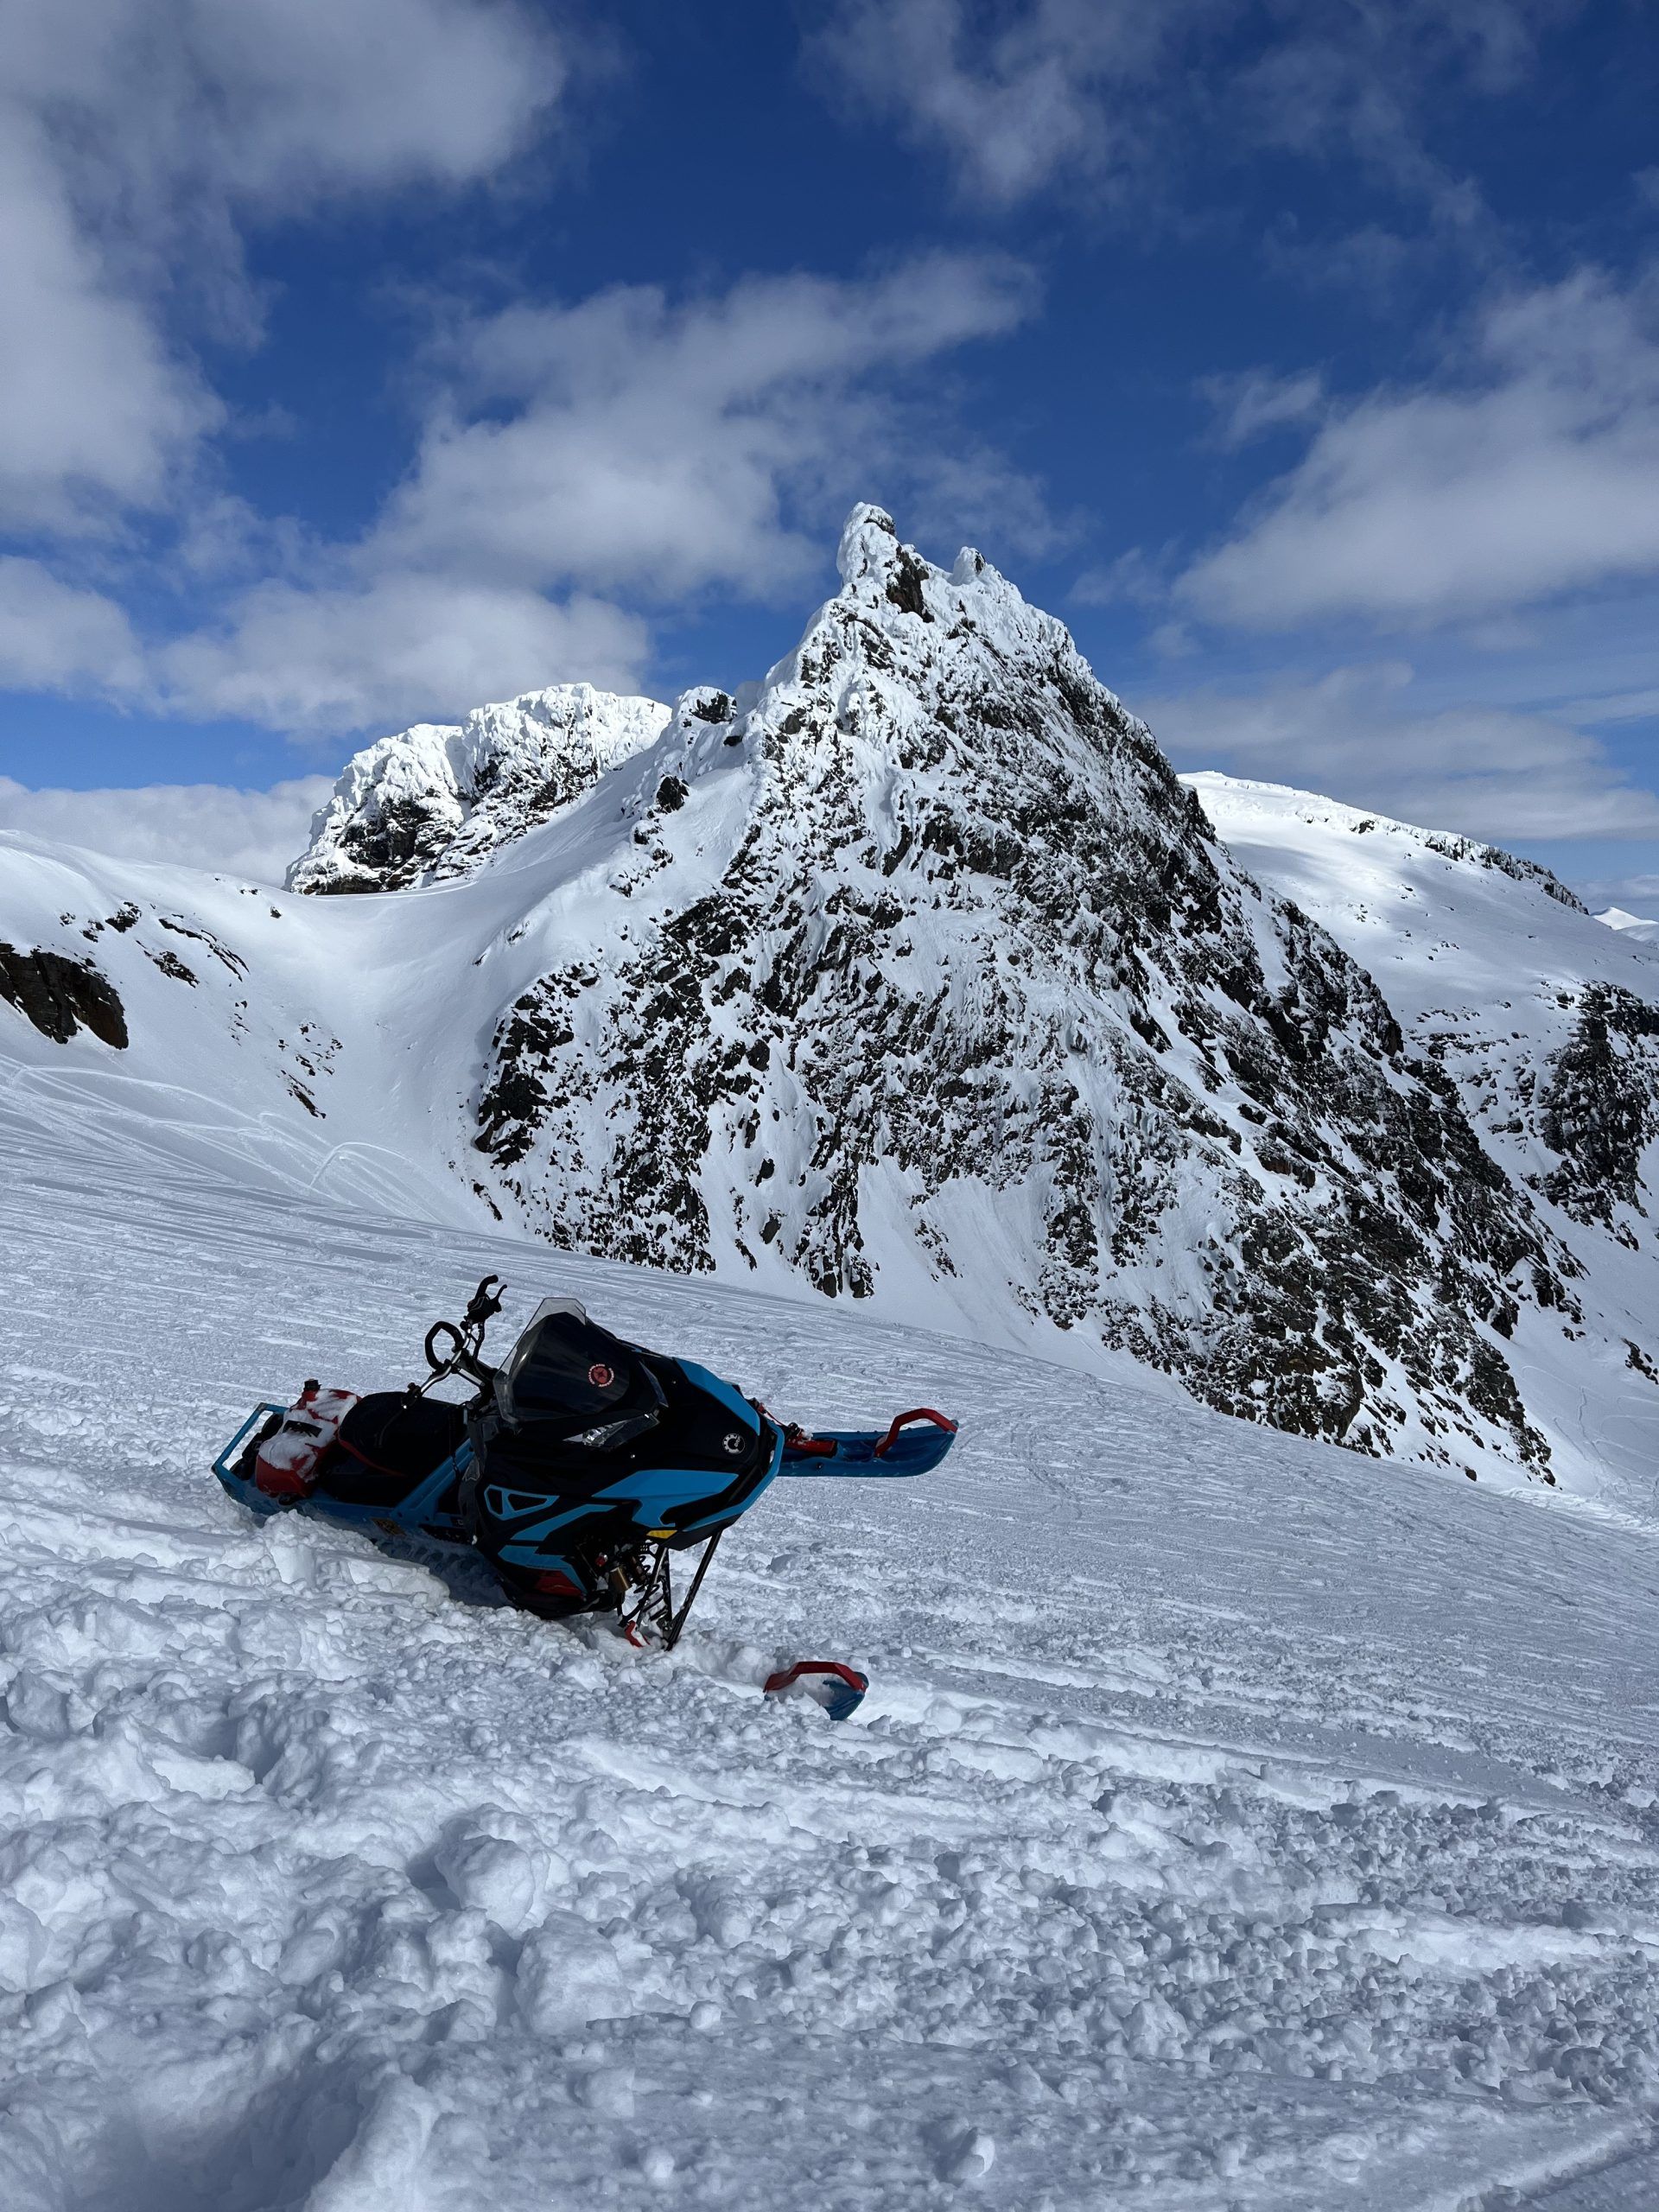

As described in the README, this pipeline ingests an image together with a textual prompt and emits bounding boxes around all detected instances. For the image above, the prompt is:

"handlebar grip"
[425,1320,464,1373]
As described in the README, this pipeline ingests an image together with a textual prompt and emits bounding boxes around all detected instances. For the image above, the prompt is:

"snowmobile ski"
[763,1660,869,1721]
[778,1407,957,1478]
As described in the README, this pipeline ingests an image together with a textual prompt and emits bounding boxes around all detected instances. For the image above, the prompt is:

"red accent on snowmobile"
[763,1661,869,1719]
[781,1424,838,1458]
[253,1386,359,1500]
[873,1408,957,1458]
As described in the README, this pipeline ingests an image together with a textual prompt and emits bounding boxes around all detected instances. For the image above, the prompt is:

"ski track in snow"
[4,1106,1659,2209]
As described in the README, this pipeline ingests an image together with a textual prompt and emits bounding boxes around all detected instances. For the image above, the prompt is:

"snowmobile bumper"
[213,1404,288,1516]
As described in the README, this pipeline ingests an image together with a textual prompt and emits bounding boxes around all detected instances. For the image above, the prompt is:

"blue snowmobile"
[214,1276,957,1662]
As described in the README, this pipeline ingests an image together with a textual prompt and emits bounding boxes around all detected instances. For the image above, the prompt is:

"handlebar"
[421,1276,506,1391]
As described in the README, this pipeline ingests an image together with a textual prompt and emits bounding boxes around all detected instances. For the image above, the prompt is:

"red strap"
[873,1407,957,1458]
[764,1661,868,1696]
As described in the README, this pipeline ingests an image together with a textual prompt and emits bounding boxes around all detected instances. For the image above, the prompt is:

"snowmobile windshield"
[497,1307,664,1447]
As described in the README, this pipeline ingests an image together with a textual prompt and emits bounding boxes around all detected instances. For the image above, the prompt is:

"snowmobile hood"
[497,1304,665,1447]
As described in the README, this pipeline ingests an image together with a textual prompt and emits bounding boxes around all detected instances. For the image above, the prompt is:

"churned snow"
[3,1077,1659,2207]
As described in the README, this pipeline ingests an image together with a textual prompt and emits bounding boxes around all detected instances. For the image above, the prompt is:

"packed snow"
[6,526,1659,2207]
[3,1079,1659,2209]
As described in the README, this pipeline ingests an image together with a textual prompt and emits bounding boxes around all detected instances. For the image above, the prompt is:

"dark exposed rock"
[0,944,128,1049]
[145,948,198,985]
[1540,984,1659,1224]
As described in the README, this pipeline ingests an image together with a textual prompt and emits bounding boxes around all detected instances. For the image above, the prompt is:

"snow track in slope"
[4,1116,1659,2209]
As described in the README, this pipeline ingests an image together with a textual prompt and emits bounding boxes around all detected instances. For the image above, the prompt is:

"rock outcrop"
[289,683,671,893]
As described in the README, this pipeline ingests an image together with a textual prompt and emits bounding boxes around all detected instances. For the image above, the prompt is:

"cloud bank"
[0,774,334,885]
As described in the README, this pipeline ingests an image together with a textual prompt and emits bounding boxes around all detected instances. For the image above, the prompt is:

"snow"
[11,518,1658,1509]
[1599,907,1659,948]
[4,1086,1659,2208]
[289,684,672,894]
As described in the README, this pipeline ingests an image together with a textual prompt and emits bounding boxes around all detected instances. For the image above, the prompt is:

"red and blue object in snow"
[778,1407,957,1478]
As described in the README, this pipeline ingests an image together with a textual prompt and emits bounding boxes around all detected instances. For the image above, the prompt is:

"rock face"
[289,683,671,893]
[470,507,1580,1479]
[1191,775,1659,1260]
[0,944,127,1048]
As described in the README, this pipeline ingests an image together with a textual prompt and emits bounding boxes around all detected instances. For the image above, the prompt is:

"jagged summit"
[289,682,671,894]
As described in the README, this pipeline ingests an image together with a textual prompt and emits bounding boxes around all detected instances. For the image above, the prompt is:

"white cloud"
[1071,548,1173,609]
[1200,369,1326,450]
[1584,873,1659,915]
[810,0,1573,217]
[136,253,1039,733]
[0,560,147,697]
[159,575,650,736]
[378,256,1041,601]
[0,0,563,537]
[0,124,218,535]
[811,0,1191,207]
[0,774,334,885]
[1179,265,1659,631]
[1141,661,1659,842]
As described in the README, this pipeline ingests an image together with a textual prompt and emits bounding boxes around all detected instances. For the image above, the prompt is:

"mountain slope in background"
[289,683,671,894]
[1599,906,1659,948]
[1192,775,1659,1300]
[3,512,1657,1503]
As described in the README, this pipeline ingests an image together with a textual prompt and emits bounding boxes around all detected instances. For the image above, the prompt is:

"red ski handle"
[873,1407,958,1458]
[764,1661,869,1697]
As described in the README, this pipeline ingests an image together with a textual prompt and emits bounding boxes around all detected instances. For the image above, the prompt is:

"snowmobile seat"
[319,1391,468,1509]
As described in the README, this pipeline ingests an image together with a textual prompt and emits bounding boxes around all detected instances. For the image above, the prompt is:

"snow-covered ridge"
[464,507,1643,1487]
[289,682,672,893]
[1599,904,1659,945]
[1185,773,1590,912]
[1192,771,1659,1405]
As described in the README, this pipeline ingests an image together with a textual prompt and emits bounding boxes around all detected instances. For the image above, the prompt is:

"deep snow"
[3,1085,1659,2209]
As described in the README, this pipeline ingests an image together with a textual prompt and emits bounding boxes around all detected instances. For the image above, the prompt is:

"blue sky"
[2,0,1657,902]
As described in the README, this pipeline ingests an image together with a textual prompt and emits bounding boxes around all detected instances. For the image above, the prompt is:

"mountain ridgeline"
[292,506,1636,1482]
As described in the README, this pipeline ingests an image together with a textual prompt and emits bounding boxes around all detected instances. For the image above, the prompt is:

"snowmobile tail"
[778,1408,957,1478]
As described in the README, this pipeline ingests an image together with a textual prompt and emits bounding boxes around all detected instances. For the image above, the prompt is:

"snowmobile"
[213,1276,957,1670]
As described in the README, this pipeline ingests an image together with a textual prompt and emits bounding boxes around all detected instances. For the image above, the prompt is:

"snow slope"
[4,1091,1659,2209]
[1187,775,1659,1499]
[1599,908,1659,949]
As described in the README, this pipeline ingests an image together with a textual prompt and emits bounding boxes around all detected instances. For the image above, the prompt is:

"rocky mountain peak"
[289,681,671,894]
[469,506,1587,1483]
